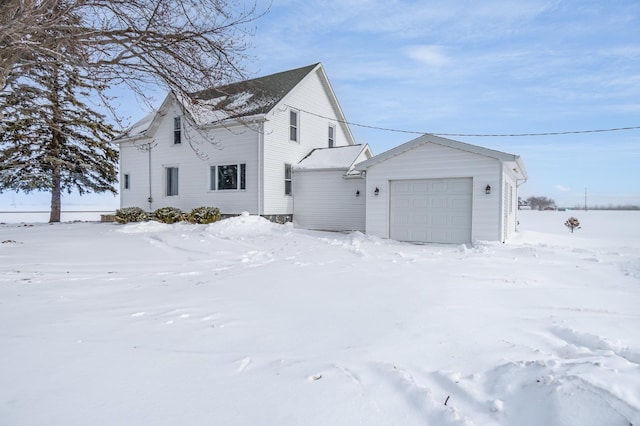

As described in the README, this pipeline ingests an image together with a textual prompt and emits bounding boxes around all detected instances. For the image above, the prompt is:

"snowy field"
[1,210,639,425]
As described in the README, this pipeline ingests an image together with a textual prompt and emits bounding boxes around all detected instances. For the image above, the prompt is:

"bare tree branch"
[1,0,267,109]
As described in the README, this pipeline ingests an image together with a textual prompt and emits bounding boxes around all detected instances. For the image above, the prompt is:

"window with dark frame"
[210,164,246,191]
[166,167,179,196]
[173,117,182,144]
[289,110,298,142]
[124,173,130,190]
[284,163,292,195]
[328,125,335,148]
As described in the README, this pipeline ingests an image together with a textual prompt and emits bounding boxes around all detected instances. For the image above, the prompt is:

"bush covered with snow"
[152,207,185,224]
[187,206,221,224]
[114,207,149,224]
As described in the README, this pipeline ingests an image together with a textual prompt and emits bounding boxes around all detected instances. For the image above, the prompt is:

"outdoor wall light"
[374,187,380,196]
[485,185,491,195]
[356,190,360,197]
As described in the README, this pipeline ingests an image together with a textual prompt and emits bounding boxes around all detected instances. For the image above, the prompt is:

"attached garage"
[355,135,527,244]
[390,178,472,243]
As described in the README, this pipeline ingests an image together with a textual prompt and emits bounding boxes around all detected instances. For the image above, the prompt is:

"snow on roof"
[117,64,320,140]
[120,112,156,139]
[294,145,368,170]
[186,63,319,125]
[181,91,279,126]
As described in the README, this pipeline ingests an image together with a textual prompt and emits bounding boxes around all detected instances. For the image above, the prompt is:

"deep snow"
[1,211,639,425]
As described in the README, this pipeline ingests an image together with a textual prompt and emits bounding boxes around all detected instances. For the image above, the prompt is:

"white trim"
[328,123,335,148]
[164,165,180,197]
[355,134,527,179]
[209,163,247,191]
[173,116,182,145]
[289,108,300,143]
[284,163,293,196]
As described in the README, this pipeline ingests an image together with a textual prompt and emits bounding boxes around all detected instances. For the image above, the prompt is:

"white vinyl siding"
[120,100,259,213]
[502,169,519,242]
[293,170,365,231]
[364,142,503,242]
[119,65,355,218]
[261,68,354,216]
[119,142,151,208]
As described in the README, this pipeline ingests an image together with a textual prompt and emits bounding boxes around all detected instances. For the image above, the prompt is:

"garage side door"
[390,178,473,244]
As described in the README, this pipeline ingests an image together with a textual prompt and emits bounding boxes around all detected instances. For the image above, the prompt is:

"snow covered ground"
[1,210,639,425]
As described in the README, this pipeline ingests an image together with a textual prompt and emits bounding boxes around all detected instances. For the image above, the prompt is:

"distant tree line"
[520,196,556,210]
[519,196,639,211]
[573,204,640,211]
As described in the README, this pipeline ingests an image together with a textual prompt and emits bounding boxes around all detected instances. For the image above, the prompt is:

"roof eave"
[201,113,267,129]
[355,134,524,170]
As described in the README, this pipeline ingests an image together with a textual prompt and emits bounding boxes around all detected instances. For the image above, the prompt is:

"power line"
[289,105,640,137]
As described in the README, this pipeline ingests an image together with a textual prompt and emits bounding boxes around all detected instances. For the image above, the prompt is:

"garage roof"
[355,134,527,179]
[295,144,372,171]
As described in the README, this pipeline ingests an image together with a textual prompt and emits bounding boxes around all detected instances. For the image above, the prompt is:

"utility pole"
[584,188,588,211]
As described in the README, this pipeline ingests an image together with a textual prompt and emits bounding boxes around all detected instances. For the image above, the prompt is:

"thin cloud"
[405,45,451,67]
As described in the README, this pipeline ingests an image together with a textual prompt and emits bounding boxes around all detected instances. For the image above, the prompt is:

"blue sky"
[2,0,639,210]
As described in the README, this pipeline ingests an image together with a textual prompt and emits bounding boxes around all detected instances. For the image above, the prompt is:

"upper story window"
[210,164,246,190]
[289,110,298,142]
[123,173,130,190]
[284,163,292,195]
[166,166,179,196]
[173,117,182,144]
[328,124,335,148]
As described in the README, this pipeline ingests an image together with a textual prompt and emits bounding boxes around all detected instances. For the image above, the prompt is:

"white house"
[354,134,527,243]
[115,63,362,222]
[116,63,527,243]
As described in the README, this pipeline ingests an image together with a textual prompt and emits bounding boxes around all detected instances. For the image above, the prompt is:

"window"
[166,167,179,196]
[210,164,246,190]
[284,163,292,195]
[123,173,130,190]
[289,110,298,142]
[173,117,182,144]
[328,125,335,148]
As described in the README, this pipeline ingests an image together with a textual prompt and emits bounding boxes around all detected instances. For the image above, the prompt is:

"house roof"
[191,63,320,120]
[355,134,528,179]
[117,63,357,145]
[123,111,156,139]
[294,145,372,172]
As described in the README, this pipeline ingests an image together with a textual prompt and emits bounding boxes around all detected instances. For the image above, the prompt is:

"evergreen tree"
[0,61,118,222]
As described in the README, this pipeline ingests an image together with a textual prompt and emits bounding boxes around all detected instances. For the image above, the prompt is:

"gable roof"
[117,63,357,144]
[192,63,319,120]
[294,145,372,172]
[355,133,527,178]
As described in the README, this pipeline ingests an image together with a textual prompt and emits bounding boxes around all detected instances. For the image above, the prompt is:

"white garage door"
[390,178,472,244]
